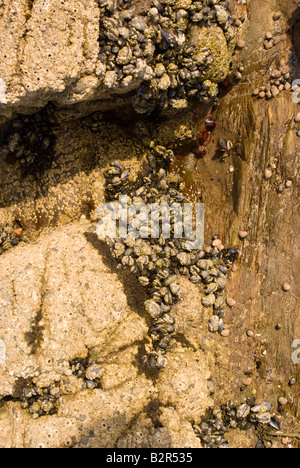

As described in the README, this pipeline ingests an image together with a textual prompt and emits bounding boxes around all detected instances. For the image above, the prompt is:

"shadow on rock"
[84,230,161,381]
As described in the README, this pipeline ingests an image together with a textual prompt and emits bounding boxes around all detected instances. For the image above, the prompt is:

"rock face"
[0,0,236,121]
[0,0,100,120]
[0,0,300,450]
[0,223,213,448]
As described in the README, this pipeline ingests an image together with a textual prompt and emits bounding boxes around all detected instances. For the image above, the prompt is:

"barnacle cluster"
[98,0,241,113]
[100,142,237,370]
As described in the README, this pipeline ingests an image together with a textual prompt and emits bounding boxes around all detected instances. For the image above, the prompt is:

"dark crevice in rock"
[133,340,161,383]
[27,0,35,12]
[24,257,49,354]
[7,377,32,400]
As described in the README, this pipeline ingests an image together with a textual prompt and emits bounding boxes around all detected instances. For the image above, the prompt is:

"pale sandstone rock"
[0,223,212,448]
[157,346,213,421]
[0,0,101,120]
[0,0,235,122]
[0,223,147,397]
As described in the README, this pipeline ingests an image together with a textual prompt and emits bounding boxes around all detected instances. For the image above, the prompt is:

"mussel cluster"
[98,0,241,113]
[4,107,55,167]
[20,359,103,419]
[21,382,61,419]
[0,223,23,255]
[193,399,280,448]
[101,142,235,370]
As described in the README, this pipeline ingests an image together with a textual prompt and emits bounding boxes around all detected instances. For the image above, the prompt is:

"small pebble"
[282,283,291,292]
[297,130,300,137]
[275,324,282,331]
[242,377,252,387]
[14,227,23,236]
[226,297,236,308]
[278,397,288,406]
[294,113,300,123]
[265,32,273,40]
[285,180,293,189]
[247,330,254,337]
[289,378,296,386]
[264,169,272,179]
[238,230,248,239]
[232,264,238,272]
[236,39,246,50]
[221,329,230,337]
[277,183,285,193]
[253,88,260,96]
[212,239,224,250]
[264,40,274,50]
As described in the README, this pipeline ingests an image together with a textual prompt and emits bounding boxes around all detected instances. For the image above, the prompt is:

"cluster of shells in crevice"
[99,141,238,370]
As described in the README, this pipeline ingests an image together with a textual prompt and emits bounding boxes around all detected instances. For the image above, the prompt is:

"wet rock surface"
[0,0,299,449]
[0,224,214,447]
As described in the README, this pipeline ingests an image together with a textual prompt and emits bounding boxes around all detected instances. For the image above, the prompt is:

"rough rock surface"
[0,0,235,122]
[0,223,213,448]
[0,0,299,449]
[0,0,100,120]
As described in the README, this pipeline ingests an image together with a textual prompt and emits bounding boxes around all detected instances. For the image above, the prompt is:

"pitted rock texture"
[0,223,147,396]
[0,0,100,120]
[0,0,299,449]
[0,0,236,122]
[117,409,202,448]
